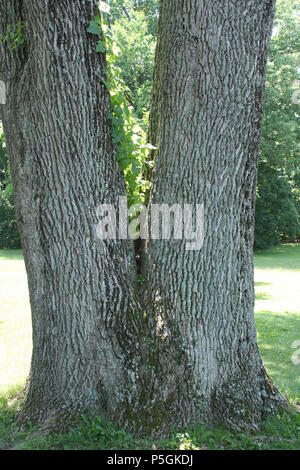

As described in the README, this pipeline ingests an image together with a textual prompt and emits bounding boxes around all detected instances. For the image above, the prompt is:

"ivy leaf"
[96,41,106,53]
[87,20,102,36]
[119,159,131,171]
[132,160,142,176]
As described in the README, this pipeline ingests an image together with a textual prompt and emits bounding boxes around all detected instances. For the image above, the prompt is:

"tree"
[2,0,299,251]
[108,0,158,37]
[112,10,156,119]
[0,0,287,436]
[255,163,300,249]
[0,0,141,427]
[141,0,286,432]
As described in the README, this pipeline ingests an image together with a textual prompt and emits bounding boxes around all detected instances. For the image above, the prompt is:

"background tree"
[0,122,20,248]
[112,10,156,119]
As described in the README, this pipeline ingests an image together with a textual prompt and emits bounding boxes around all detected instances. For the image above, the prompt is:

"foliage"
[0,22,24,249]
[1,0,299,247]
[256,0,300,248]
[255,163,300,249]
[88,7,154,206]
[0,124,8,189]
[132,0,159,37]
[0,199,20,249]
[0,21,26,50]
[107,0,158,37]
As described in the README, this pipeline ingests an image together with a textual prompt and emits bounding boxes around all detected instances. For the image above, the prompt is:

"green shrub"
[255,163,300,249]
[0,195,20,249]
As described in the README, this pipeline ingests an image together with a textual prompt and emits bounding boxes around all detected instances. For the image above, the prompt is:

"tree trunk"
[139,0,286,433]
[0,0,287,436]
[0,0,142,427]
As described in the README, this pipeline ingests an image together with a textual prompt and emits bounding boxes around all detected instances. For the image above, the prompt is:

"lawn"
[255,244,300,402]
[0,245,299,450]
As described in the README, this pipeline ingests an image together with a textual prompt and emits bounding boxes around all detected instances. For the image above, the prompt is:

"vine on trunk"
[88,6,154,208]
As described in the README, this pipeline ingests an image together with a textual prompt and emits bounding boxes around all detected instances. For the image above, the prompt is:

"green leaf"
[87,20,102,36]
[96,41,106,53]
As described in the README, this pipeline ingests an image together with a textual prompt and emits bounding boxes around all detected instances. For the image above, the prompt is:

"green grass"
[0,245,300,450]
[254,244,300,402]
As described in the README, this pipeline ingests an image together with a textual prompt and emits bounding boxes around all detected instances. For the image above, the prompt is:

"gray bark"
[140,0,286,433]
[0,0,142,427]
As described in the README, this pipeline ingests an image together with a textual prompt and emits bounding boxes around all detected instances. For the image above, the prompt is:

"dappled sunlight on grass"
[255,246,300,314]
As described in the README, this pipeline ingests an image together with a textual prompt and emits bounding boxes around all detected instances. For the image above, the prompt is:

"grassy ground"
[255,244,300,402]
[0,250,31,395]
[0,245,299,450]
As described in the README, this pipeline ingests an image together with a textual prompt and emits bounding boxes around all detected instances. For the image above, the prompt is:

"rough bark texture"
[0,0,287,436]
[0,0,142,427]
[140,0,286,433]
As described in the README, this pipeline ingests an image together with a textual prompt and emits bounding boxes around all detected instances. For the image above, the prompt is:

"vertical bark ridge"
[139,0,287,434]
[1,0,143,426]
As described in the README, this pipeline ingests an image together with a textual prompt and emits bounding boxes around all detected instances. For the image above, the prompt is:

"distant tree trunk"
[0,0,141,426]
[140,0,286,433]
